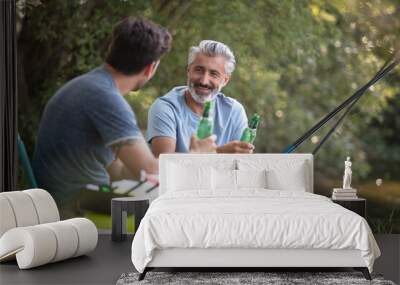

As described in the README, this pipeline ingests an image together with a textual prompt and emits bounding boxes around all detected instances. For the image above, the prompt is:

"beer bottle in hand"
[240,113,260,144]
[196,101,214,139]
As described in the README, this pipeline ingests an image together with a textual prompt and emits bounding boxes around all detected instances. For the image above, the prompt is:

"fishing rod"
[284,51,399,154]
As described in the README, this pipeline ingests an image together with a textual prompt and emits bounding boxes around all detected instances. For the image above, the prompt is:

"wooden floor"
[0,234,398,285]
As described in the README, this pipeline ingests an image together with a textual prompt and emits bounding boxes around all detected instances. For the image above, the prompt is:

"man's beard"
[188,82,221,104]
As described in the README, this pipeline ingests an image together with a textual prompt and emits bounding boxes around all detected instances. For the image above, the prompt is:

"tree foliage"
[17,0,400,184]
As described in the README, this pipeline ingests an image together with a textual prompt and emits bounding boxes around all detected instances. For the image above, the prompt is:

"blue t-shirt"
[32,66,143,204]
[147,86,248,152]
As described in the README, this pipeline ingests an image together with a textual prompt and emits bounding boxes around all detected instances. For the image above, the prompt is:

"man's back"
[33,66,142,204]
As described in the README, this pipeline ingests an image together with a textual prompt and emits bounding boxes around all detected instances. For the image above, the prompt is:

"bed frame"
[138,154,371,280]
[139,248,370,280]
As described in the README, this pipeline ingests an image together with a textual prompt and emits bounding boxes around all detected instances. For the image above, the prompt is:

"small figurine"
[343,156,352,189]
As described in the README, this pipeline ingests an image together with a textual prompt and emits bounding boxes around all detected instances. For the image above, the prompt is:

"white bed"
[131,154,380,280]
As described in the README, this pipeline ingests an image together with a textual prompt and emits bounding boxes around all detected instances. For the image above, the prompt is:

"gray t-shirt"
[32,65,143,204]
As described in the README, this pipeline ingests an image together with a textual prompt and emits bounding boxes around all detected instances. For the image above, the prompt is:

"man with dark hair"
[33,17,216,218]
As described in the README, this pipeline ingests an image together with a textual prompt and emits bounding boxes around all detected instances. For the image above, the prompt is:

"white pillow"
[236,169,267,189]
[266,163,307,191]
[237,159,309,191]
[212,168,237,191]
[167,162,212,192]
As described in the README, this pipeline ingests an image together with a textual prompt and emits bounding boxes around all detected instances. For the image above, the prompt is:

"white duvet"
[131,190,380,273]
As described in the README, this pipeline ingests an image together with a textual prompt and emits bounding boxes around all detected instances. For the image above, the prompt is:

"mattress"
[131,190,380,273]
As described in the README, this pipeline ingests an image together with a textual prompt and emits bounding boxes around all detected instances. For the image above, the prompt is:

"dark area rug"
[116,271,396,285]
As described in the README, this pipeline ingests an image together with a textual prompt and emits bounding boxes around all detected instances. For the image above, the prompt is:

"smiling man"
[147,40,254,156]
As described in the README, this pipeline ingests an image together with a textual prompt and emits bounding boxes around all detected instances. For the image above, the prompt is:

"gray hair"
[188,40,236,75]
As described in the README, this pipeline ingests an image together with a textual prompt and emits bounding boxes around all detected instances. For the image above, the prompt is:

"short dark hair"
[105,17,172,75]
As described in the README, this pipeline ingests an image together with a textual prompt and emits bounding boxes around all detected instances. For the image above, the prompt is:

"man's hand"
[216,140,254,153]
[189,134,217,153]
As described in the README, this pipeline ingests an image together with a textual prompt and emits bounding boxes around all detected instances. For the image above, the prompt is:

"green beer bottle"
[196,101,214,139]
[99,184,111,193]
[240,113,260,144]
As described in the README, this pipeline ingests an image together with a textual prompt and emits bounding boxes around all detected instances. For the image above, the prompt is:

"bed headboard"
[159,154,314,195]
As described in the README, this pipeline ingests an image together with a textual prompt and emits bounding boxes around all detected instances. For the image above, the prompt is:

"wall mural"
[16,0,399,233]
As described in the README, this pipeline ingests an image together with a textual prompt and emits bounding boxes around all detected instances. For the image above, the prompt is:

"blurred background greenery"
[16,0,399,232]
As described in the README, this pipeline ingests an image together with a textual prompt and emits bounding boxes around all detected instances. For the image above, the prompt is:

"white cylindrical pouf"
[43,221,79,262]
[0,226,57,269]
[0,196,17,237]
[23,189,60,223]
[67,218,98,257]
[1,192,39,227]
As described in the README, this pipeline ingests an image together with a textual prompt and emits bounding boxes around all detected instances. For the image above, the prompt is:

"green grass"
[84,211,136,232]
[358,181,400,202]
[358,181,400,232]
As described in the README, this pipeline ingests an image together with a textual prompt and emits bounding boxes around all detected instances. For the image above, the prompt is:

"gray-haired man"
[147,40,254,156]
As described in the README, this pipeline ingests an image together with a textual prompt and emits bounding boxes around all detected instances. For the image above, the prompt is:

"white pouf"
[0,189,98,269]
